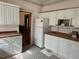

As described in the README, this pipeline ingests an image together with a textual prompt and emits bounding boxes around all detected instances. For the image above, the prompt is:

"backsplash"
[51,26,79,34]
[0,25,19,32]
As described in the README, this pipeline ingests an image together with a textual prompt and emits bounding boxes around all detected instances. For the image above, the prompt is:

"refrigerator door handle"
[41,20,43,22]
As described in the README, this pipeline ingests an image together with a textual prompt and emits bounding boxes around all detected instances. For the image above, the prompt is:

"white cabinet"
[0,2,19,25]
[45,34,58,55]
[69,41,79,59]
[72,8,79,27]
[11,7,19,25]
[48,12,57,26]
[45,34,51,49]
[76,8,79,27]
[0,38,11,58]
[0,4,4,25]
[57,10,66,19]
[57,9,75,20]
[58,38,69,59]
[49,35,58,54]
[3,36,22,55]
[65,9,75,19]
[45,34,79,59]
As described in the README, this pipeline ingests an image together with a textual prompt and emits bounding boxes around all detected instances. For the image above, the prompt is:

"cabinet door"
[58,38,69,59]
[57,10,66,19]
[11,36,22,47]
[1,38,15,57]
[45,35,58,55]
[15,7,19,25]
[11,36,22,54]
[76,8,79,27]
[4,5,7,25]
[0,4,5,25]
[0,38,11,58]
[4,36,22,54]
[0,4,3,25]
[65,9,75,19]
[12,7,19,25]
[48,12,57,26]
[69,41,79,59]
[73,8,79,27]
[50,35,58,54]
[6,6,12,25]
[45,34,51,49]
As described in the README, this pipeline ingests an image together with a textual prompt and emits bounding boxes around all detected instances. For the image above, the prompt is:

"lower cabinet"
[0,36,22,58]
[0,39,10,58]
[45,34,79,59]
[45,34,58,56]
[58,38,70,59]
[69,41,79,59]
[8,36,22,54]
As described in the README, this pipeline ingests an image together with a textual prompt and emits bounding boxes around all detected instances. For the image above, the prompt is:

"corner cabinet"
[0,2,20,25]
[45,34,79,59]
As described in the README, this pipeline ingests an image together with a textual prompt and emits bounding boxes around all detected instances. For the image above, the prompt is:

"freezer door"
[35,18,43,27]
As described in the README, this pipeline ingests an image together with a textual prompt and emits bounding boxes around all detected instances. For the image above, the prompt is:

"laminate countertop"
[0,31,21,38]
[46,31,79,42]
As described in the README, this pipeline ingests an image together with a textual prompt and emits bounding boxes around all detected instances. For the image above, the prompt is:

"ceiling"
[24,0,67,6]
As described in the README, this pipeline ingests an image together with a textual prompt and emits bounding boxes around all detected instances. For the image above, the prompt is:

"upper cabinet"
[56,9,75,19]
[39,8,79,27]
[57,10,66,19]
[72,8,79,27]
[0,4,4,25]
[0,2,20,25]
[48,12,57,26]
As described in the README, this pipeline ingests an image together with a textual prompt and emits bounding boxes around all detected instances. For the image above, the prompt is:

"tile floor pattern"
[5,45,60,59]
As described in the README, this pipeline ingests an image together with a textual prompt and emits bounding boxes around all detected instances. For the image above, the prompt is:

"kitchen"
[0,0,79,59]
[37,8,79,59]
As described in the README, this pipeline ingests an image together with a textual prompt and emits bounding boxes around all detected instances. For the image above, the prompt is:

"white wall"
[41,0,79,12]
[0,0,42,44]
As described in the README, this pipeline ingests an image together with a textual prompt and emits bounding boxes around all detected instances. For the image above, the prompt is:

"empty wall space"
[41,0,79,12]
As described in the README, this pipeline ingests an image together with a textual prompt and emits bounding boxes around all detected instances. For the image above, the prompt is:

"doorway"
[23,14,31,46]
[19,11,31,48]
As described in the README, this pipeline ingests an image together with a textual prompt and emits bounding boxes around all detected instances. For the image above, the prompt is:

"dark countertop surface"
[46,31,79,42]
[0,31,21,38]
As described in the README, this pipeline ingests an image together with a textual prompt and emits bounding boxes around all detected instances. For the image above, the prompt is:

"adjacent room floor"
[5,45,60,59]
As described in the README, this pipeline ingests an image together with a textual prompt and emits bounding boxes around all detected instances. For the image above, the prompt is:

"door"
[19,11,31,47]
[23,14,31,46]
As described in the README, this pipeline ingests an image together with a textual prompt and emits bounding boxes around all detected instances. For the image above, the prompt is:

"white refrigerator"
[34,17,50,48]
